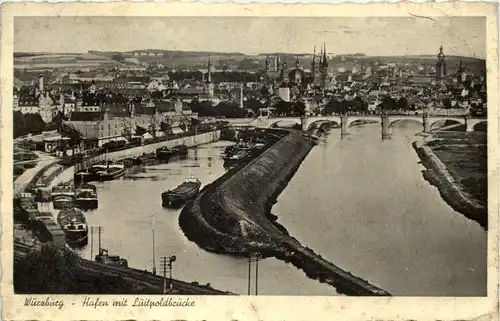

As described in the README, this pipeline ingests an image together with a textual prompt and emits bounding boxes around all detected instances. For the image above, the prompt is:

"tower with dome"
[436,46,447,79]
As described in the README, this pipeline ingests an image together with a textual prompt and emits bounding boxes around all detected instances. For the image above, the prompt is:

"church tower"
[320,43,329,89]
[281,61,289,84]
[436,46,447,79]
[312,46,322,87]
[265,54,270,73]
[205,55,214,97]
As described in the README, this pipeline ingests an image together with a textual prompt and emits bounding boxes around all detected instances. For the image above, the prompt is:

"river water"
[71,123,486,296]
[273,122,487,296]
[72,141,336,295]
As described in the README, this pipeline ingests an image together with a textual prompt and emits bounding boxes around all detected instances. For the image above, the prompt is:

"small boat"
[34,182,51,202]
[172,144,189,156]
[74,169,96,184]
[157,144,189,160]
[91,164,126,181]
[156,146,175,159]
[57,208,88,247]
[95,248,128,267]
[74,183,98,209]
[223,150,251,162]
[52,183,75,210]
[132,153,157,166]
[162,175,201,208]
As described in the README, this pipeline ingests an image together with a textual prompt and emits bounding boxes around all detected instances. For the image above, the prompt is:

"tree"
[351,97,367,114]
[442,98,452,109]
[323,99,345,115]
[111,53,125,62]
[292,100,306,116]
[189,100,215,117]
[14,243,79,293]
[274,100,294,116]
[214,101,246,118]
[13,112,46,138]
[380,96,398,112]
[397,97,409,110]
[244,98,264,114]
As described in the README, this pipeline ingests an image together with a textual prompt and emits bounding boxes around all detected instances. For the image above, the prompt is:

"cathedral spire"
[322,42,328,67]
[207,55,212,83]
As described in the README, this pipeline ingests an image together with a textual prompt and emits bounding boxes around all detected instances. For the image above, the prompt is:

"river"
[71,141,336,295]
[69,122,486,296]
[273,122,487,296]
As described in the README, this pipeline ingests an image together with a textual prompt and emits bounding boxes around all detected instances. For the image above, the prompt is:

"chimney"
[39,74,44,92]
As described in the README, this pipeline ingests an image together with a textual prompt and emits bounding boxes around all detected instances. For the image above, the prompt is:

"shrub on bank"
[14,243,149,294]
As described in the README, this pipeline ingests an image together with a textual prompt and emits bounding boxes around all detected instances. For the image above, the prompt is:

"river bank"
[412,131,487,230]
[50,130,221,187]
[179,129,390,296]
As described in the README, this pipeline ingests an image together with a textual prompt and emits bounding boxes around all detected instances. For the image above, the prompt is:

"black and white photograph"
[9,12,492,301]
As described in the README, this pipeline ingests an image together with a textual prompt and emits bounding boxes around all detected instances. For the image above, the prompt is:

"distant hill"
[13,49,486,74]
[89,50,246,58]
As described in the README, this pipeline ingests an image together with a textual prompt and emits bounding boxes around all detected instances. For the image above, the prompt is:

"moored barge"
[51,183,75,210]
[162,176,201,208]
[57,208,88,247]
[75,183,98,209]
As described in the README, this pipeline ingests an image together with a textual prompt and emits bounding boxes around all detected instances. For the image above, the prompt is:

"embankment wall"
[50,131,220,187]
[413,140,487,230]
[180,130,391,296]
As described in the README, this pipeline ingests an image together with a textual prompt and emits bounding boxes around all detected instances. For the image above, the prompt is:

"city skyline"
[15,17,486,59]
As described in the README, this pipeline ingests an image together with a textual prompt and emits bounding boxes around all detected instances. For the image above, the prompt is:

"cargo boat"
[34,182,51,202]
[75,183,98,209]
[162,176,201,208]
[95,249,128,267]
[75,163,126,182]
[96,163,126,180]
[74,170,94,184]
[224,140,253,155]
[57,208,88,247]
[132,152,157,166]
[51,183,75,210]
[156,144,189,160]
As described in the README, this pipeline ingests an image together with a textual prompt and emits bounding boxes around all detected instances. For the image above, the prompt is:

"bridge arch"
[269,119,302,129]
[344,116,381,128]
[307,119,340,131]
[388,118,423,129]
[429,118,465,131]
[472,120,487,132]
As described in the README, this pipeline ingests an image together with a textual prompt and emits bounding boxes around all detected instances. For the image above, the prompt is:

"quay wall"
[413,140,487,230]
[50,131,220,186]
[180,130,391,296]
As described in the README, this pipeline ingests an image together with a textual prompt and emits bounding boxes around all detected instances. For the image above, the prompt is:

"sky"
[14,17,486,58]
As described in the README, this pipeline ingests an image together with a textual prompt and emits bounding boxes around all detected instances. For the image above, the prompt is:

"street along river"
[70,122,485,296]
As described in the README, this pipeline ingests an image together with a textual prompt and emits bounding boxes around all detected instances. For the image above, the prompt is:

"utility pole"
[255,254,260,295]
[247,255,251,295]
[90,226,94,261]
[98,226,102,254]
[160,255,177,293]
[151,215,156,275]
[247,252,262,295]
[161,256,168,294]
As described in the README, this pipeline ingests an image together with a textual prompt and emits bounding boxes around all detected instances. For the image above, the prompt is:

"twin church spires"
[311,43,329,88]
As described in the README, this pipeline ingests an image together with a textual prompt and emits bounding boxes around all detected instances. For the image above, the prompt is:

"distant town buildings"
[14,44,487,150]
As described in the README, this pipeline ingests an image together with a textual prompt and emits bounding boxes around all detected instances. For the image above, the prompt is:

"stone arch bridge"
[225,115,487,139]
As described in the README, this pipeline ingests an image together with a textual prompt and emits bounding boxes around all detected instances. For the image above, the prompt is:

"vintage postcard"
[1,2,498,320]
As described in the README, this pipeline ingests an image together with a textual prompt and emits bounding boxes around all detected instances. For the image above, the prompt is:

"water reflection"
[273,123,487,296]
[72,141,337,295]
